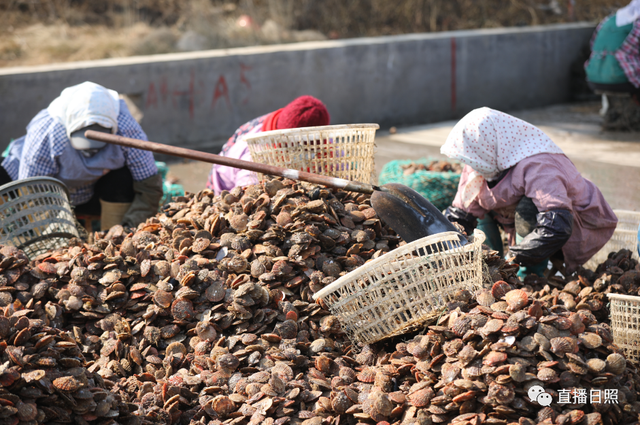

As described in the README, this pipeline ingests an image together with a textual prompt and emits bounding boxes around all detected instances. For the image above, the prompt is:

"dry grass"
[0,0,629,68]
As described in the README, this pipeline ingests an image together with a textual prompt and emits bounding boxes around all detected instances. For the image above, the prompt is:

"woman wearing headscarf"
[442,107,617,278]
[585,0,640,92]
[1,81,163,230]
[207,95,330,195]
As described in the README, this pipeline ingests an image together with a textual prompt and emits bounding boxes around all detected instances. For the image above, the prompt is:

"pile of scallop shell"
[401,161,462,176]
[509,248,640,324]
[0,247,136,424]
[2,177,640,425]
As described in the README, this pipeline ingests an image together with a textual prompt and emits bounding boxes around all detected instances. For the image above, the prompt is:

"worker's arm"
[122,174,163,228]
[117,103,162,226]
[18,116,63,179]
[508,157,575,266]
[509,209,573,265]
[445,165,488,233]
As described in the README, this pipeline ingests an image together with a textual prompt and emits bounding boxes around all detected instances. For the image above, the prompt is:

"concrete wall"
[0,23,595,153]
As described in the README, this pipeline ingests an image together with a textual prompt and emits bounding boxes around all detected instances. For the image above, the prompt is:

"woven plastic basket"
[0,177,80,259]
[584,209,640,271]
[313,229,486,347]
[607,293,640,363]
[244,124,378,184]
[614,210,640,232]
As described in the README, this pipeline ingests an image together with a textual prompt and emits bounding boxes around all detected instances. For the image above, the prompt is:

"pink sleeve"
[235,146,259,188]
[452,165,490,218]
[516,157,573,212]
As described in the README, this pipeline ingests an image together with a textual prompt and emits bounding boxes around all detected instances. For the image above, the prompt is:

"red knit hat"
[276,96,330,130]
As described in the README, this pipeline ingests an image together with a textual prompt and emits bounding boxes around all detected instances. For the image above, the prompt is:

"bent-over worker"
[585,0,640,93]
[442,107,617,278]
[207,95,330,195]
[0,81,163,230]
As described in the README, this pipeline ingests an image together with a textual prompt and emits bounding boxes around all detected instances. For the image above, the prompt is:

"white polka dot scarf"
[441,107,564,208]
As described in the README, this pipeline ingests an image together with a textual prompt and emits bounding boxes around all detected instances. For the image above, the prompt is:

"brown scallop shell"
[409,388,434,407]
[53,376,82,392]
[171,298,194,321]
[606,353,626,375]
[505,289,528,311]
[357,367,376,383]
[491,281,512,299]
[578,333,602,349]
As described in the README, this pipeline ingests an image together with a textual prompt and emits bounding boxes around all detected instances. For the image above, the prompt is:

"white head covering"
[616,0,640,27]
[47,81,120,138]
[441,107,563,207]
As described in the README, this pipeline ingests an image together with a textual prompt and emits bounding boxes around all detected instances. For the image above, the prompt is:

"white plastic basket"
[244,124,378,184]
[607,293,640,363]
[313,229,486,347]
[584,209,640,271]
[0,177,80,259]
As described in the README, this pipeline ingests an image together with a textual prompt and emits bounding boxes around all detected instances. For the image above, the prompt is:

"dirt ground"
[0,0,628,68]
[167,101,640,211]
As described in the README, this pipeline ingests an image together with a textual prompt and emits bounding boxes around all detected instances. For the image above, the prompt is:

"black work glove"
[444,206,478,236]
[509,209,573,267]
[122,174,163,228]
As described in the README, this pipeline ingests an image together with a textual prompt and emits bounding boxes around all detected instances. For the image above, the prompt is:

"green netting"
[378,158,461,211]
[155,162,185,207]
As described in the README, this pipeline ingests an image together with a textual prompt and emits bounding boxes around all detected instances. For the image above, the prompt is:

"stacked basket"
[584,209,640,271]
[607,293,640,364]
[244,124,378,184]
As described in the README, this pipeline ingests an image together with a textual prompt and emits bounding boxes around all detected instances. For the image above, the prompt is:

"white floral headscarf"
[47,81,120,138]
[441,107,564,207]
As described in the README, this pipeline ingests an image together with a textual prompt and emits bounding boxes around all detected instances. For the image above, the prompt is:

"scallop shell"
[53,376,82,392]
[170,298,194,321]
[537,367,558,382]
[491,281,512,299]
[153,290,173,309]
[606,353,626,375]
[409,388,434,407]
[475,290,495,307]
[578,332,602,349]
[550,336,577,357]
[481,319,504,335]
[505,289,528,311]
[165,342,187,358]
[357,367,376,383]
[483,351,507,366]
[218,354,240,371]
[587,358,607,374]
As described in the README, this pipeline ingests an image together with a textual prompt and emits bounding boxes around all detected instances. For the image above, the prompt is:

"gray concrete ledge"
[0,22,596,153]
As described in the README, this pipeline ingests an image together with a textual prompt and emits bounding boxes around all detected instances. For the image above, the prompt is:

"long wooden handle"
[85,130,377,194]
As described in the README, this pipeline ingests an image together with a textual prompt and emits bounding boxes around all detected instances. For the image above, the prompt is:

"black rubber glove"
[444,206,478,236]
[509,209,573,267]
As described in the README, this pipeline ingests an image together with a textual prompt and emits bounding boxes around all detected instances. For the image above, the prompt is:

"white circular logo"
[537,392,553,407]
[527,385,546,401]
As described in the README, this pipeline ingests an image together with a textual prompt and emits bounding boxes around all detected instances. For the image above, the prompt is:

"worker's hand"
[121,174,163,227]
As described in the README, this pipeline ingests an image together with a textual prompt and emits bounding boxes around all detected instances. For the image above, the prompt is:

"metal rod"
[85,130,377,194]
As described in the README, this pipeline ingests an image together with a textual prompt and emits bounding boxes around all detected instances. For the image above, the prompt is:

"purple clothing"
[207,114,268,195]
[452,153,617,273]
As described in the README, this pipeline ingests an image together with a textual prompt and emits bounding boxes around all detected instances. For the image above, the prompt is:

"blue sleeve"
[18,115,65,179]
[116,100,157,181]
